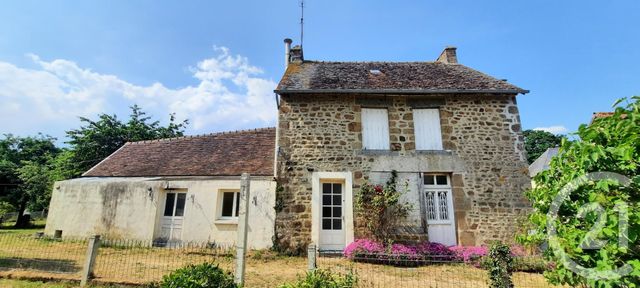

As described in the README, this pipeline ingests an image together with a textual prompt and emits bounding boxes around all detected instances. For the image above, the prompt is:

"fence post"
[80,235,101,287]
[307,244,317,271]
[234,173,250,286]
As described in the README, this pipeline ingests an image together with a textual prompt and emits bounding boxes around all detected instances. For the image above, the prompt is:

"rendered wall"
[45,177,276,249]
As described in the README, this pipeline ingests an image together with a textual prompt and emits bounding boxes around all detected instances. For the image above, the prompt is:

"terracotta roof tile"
[275,61,527,94]
[83,128,275,177]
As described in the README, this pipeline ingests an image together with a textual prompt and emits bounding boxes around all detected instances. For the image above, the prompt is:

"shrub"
[158,262,236,288]
[344,239,456,266]
[485,242,514,288]
[279,269,357,288]
[450,246,488,265]
[518,97,640,287]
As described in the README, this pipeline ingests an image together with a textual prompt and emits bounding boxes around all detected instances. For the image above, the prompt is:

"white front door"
[319,182,345,250]
[160,192,186,242]
[423,174,457,246]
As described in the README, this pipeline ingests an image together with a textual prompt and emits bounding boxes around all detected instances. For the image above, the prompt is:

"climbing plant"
[486,242,514,288]
[355,170,412,242]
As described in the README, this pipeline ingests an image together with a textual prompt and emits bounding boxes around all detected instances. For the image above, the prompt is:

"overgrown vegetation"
[485,242,514,288]
[278,269,358,288]
[0,105,187,228]
[354,170,412,242]
[523,129,564,164]
[519,97,640,287]
[154,262,236,288]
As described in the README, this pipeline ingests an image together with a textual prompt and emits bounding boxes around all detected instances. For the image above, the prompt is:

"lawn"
[0,227,557,287]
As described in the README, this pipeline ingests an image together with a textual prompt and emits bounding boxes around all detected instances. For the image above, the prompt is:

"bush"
[343,239,456,266]
[279,269,357,288]
[158,262,236,288]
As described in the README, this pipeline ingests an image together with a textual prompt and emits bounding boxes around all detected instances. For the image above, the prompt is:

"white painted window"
[413,109,443,150]
[361,108,390,150]
[422,173,452,224]
[219,191,240,219]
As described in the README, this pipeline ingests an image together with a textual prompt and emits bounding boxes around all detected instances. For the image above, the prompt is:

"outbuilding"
[45,128,276,249]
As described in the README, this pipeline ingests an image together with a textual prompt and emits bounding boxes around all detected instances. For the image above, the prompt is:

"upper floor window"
[361,108,390,150]
[413,109,443,150]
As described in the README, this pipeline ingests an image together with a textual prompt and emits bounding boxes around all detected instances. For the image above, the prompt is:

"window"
[163,192,186,217]
[423,173,449,186]
[321,182,343,230]
[413,109,443,150]
[220,191,240,218]
[361,108,390,150]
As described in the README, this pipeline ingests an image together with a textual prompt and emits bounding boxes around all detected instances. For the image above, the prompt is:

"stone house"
[45,129,277,249]
[273,40,532,252]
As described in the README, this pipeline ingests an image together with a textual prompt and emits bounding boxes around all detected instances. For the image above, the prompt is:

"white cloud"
[533,125,568,135]
[0,47,277,139]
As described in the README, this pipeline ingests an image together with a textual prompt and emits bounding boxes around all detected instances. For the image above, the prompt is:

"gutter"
[274,89,529,95]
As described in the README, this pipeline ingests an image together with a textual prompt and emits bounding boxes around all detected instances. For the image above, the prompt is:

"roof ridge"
[127,127,276,145]
[304,60,442,64]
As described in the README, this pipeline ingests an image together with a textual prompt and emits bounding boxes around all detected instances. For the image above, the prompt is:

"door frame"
[420,173,457,245]
[311,172,354,250]
[157,189,187,242]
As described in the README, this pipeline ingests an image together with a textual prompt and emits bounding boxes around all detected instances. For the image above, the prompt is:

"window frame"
[422,173,453,225]
[217,189,241,220]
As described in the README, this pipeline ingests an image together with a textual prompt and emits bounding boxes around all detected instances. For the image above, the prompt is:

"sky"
[0,0,639,143]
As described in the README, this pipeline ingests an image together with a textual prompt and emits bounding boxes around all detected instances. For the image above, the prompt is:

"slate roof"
[528,147,560,177]
[83,128,275,177]
[275,61,528,94]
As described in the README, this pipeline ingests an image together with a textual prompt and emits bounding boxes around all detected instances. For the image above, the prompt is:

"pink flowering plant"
[343,239,457,266]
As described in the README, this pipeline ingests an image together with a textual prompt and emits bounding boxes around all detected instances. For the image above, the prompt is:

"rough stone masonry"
[274,93,531,252]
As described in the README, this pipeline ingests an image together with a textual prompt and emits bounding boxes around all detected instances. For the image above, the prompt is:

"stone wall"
[275,94,531,252]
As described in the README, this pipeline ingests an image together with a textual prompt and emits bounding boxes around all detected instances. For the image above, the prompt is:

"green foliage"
[485,242,514,288]
[354,170,412,242]
[65,105,187,175]
[519,97,640,287]
[158,262,236,288]
[523,129,563,164]
[279,269,358,288]
[0,134,59,227]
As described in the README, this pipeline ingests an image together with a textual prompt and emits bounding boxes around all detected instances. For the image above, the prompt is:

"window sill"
[214,219,238,225]
[358,149,398,156]
[415,150,452,155]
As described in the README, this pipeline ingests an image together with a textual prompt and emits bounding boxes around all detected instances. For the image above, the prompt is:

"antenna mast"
[300,0,304,48]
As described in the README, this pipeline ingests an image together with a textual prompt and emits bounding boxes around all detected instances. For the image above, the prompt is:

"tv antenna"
[300,0,304,48]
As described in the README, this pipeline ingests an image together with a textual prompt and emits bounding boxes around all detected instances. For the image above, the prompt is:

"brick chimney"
[436,46,457,64]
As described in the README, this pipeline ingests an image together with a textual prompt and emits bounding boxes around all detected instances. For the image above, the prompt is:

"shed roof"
[275,61,528,94]
[528,147,560,177]
[83,128,275,177]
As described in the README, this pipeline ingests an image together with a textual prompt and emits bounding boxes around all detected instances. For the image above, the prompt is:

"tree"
[518,97,640,287]
[523,129,563,164]
[65,105,187,176]
[0,134,59,227]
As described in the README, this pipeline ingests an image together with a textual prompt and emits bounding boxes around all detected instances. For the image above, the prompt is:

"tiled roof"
[83,128,275,177]
[275,61,527,94]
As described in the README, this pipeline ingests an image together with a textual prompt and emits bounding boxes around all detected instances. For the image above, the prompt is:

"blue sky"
[0,0,639,141]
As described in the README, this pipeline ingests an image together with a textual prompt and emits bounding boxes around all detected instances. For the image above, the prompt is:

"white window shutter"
[361,108,390,150]
[414,109,443,150]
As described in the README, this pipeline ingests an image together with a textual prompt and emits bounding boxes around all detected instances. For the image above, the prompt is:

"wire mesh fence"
[93,238,237,284]
[0,232,87,281]
[315,250,564,288]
